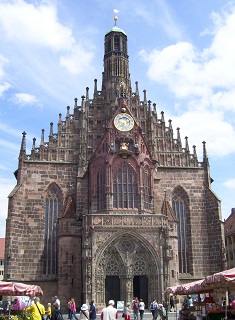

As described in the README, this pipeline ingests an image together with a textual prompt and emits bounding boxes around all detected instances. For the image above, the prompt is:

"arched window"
[172,187,190,273]
[143,167,151,210]
[113,164,138,209]
[97,166,106,210]
[44,184,61,275]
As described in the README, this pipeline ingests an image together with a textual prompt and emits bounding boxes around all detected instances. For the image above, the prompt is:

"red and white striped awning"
[202,267,235,286]
[0,281,43,296]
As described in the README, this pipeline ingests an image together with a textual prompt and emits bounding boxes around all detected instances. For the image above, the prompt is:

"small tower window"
[114,35,120,51]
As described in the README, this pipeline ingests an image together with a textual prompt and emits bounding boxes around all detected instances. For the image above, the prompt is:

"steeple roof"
[105,25,126,36]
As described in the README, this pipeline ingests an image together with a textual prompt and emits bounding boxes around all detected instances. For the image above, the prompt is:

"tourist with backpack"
[51,302,63,320]
[149,299,159,320]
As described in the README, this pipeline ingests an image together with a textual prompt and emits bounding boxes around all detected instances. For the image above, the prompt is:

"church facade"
[4,22,225,309]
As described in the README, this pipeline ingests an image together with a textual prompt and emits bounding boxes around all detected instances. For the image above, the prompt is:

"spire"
[168,119,173,131]
[50,122,53,137]
[74,97,78,109]
[202,141,209,165]
[94,79,97,97]
[185,136,189,153]
[66,106,70,119]
[161,111,165,123]
[153,103,157,114]
[86,87,89,101]
[143,90,147,104]
[20,131,27,158]
[193,145,198,162]
[135,81,139,97]
[58,113,62,124]
[176,127,182,150]
[81,95,85,113]
[32,137,36,151]
[40,129,45,146]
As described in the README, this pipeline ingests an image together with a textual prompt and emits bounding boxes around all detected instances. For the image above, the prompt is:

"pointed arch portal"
[95,232,161,307]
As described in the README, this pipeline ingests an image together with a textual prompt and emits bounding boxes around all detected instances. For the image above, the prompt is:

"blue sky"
[1,0,235,238]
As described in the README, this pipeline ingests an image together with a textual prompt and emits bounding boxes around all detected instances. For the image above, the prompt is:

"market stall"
[0,281,43,320]
[165,268,235,320]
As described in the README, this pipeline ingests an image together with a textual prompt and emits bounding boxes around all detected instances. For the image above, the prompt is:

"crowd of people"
[9,294,173,320]
[22,296,97,320]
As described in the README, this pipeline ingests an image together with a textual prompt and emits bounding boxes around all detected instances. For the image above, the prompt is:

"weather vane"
[114,9,119,26]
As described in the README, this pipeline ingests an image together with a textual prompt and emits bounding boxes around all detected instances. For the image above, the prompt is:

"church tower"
[4,13,225,310]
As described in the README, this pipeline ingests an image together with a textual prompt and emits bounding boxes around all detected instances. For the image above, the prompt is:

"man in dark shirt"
[89,301,96,320]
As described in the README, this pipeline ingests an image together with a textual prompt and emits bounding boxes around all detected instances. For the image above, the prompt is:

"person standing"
[54,297,60,310]
[123,303,131,320]
[169,295,175,312]
[132,297,140,320]
[89,300,96,320]
[70,298,79,320]
[51,302,63,320]
[101,300,118,320]
[24,297,45,320]
[139,299,145,320]
[80,304,89,320]
[45,303,52,320]
[149,299,159,320]
[67,298,72,320]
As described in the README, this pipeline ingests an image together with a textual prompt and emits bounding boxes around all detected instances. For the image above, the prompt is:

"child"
[45,302,52,320]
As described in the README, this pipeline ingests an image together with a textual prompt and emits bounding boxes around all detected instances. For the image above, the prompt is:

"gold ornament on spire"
[114,9,119,26]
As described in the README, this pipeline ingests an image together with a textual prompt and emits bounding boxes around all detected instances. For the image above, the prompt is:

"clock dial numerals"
[114,114,134,132]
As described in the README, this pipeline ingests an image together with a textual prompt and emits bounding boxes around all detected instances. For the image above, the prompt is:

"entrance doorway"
[105,276,120,305]
[133,276,148,306]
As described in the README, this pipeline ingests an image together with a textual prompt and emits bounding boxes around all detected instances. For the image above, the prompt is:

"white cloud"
[0,82,12,97]
[60,44,95,75]
[223,179,235,189]
[14,93,39,106]
[170,109,235,158]
[0,0,75,51]
[0,0,94,75]
[139,5,235,158]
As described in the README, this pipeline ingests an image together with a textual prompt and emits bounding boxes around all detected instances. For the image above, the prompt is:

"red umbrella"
[0,281,43,296]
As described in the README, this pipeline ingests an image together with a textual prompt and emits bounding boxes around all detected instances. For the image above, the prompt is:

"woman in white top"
[123,303,131,320]
[139,299,145,320]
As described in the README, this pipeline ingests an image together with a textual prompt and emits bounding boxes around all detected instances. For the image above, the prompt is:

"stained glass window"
[97,167,106,210]
[113,164,138,209]
[172,187,190,273]
[44,183,61,275]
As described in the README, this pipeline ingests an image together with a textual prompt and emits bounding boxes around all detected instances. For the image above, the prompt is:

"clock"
[114,113,134,132]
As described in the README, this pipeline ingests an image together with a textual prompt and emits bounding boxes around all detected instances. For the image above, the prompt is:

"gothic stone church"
[4,22,225,309]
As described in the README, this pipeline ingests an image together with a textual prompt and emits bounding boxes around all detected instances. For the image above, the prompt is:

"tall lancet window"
[97,166,106,210]
[143,167,151,210]
[172,187,190,274]
[44,183,61,275]
[113,164,138,209]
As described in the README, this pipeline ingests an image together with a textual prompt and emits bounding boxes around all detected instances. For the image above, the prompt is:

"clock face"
[114,113,134,132]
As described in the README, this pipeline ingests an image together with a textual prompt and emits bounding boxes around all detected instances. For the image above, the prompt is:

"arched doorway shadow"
[94,231,161,307]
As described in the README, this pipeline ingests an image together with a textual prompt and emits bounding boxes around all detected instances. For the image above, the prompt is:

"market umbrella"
[0,281,43,296]
[0,281,43,320]
[201,268,235,320]
[202,267,235,286]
